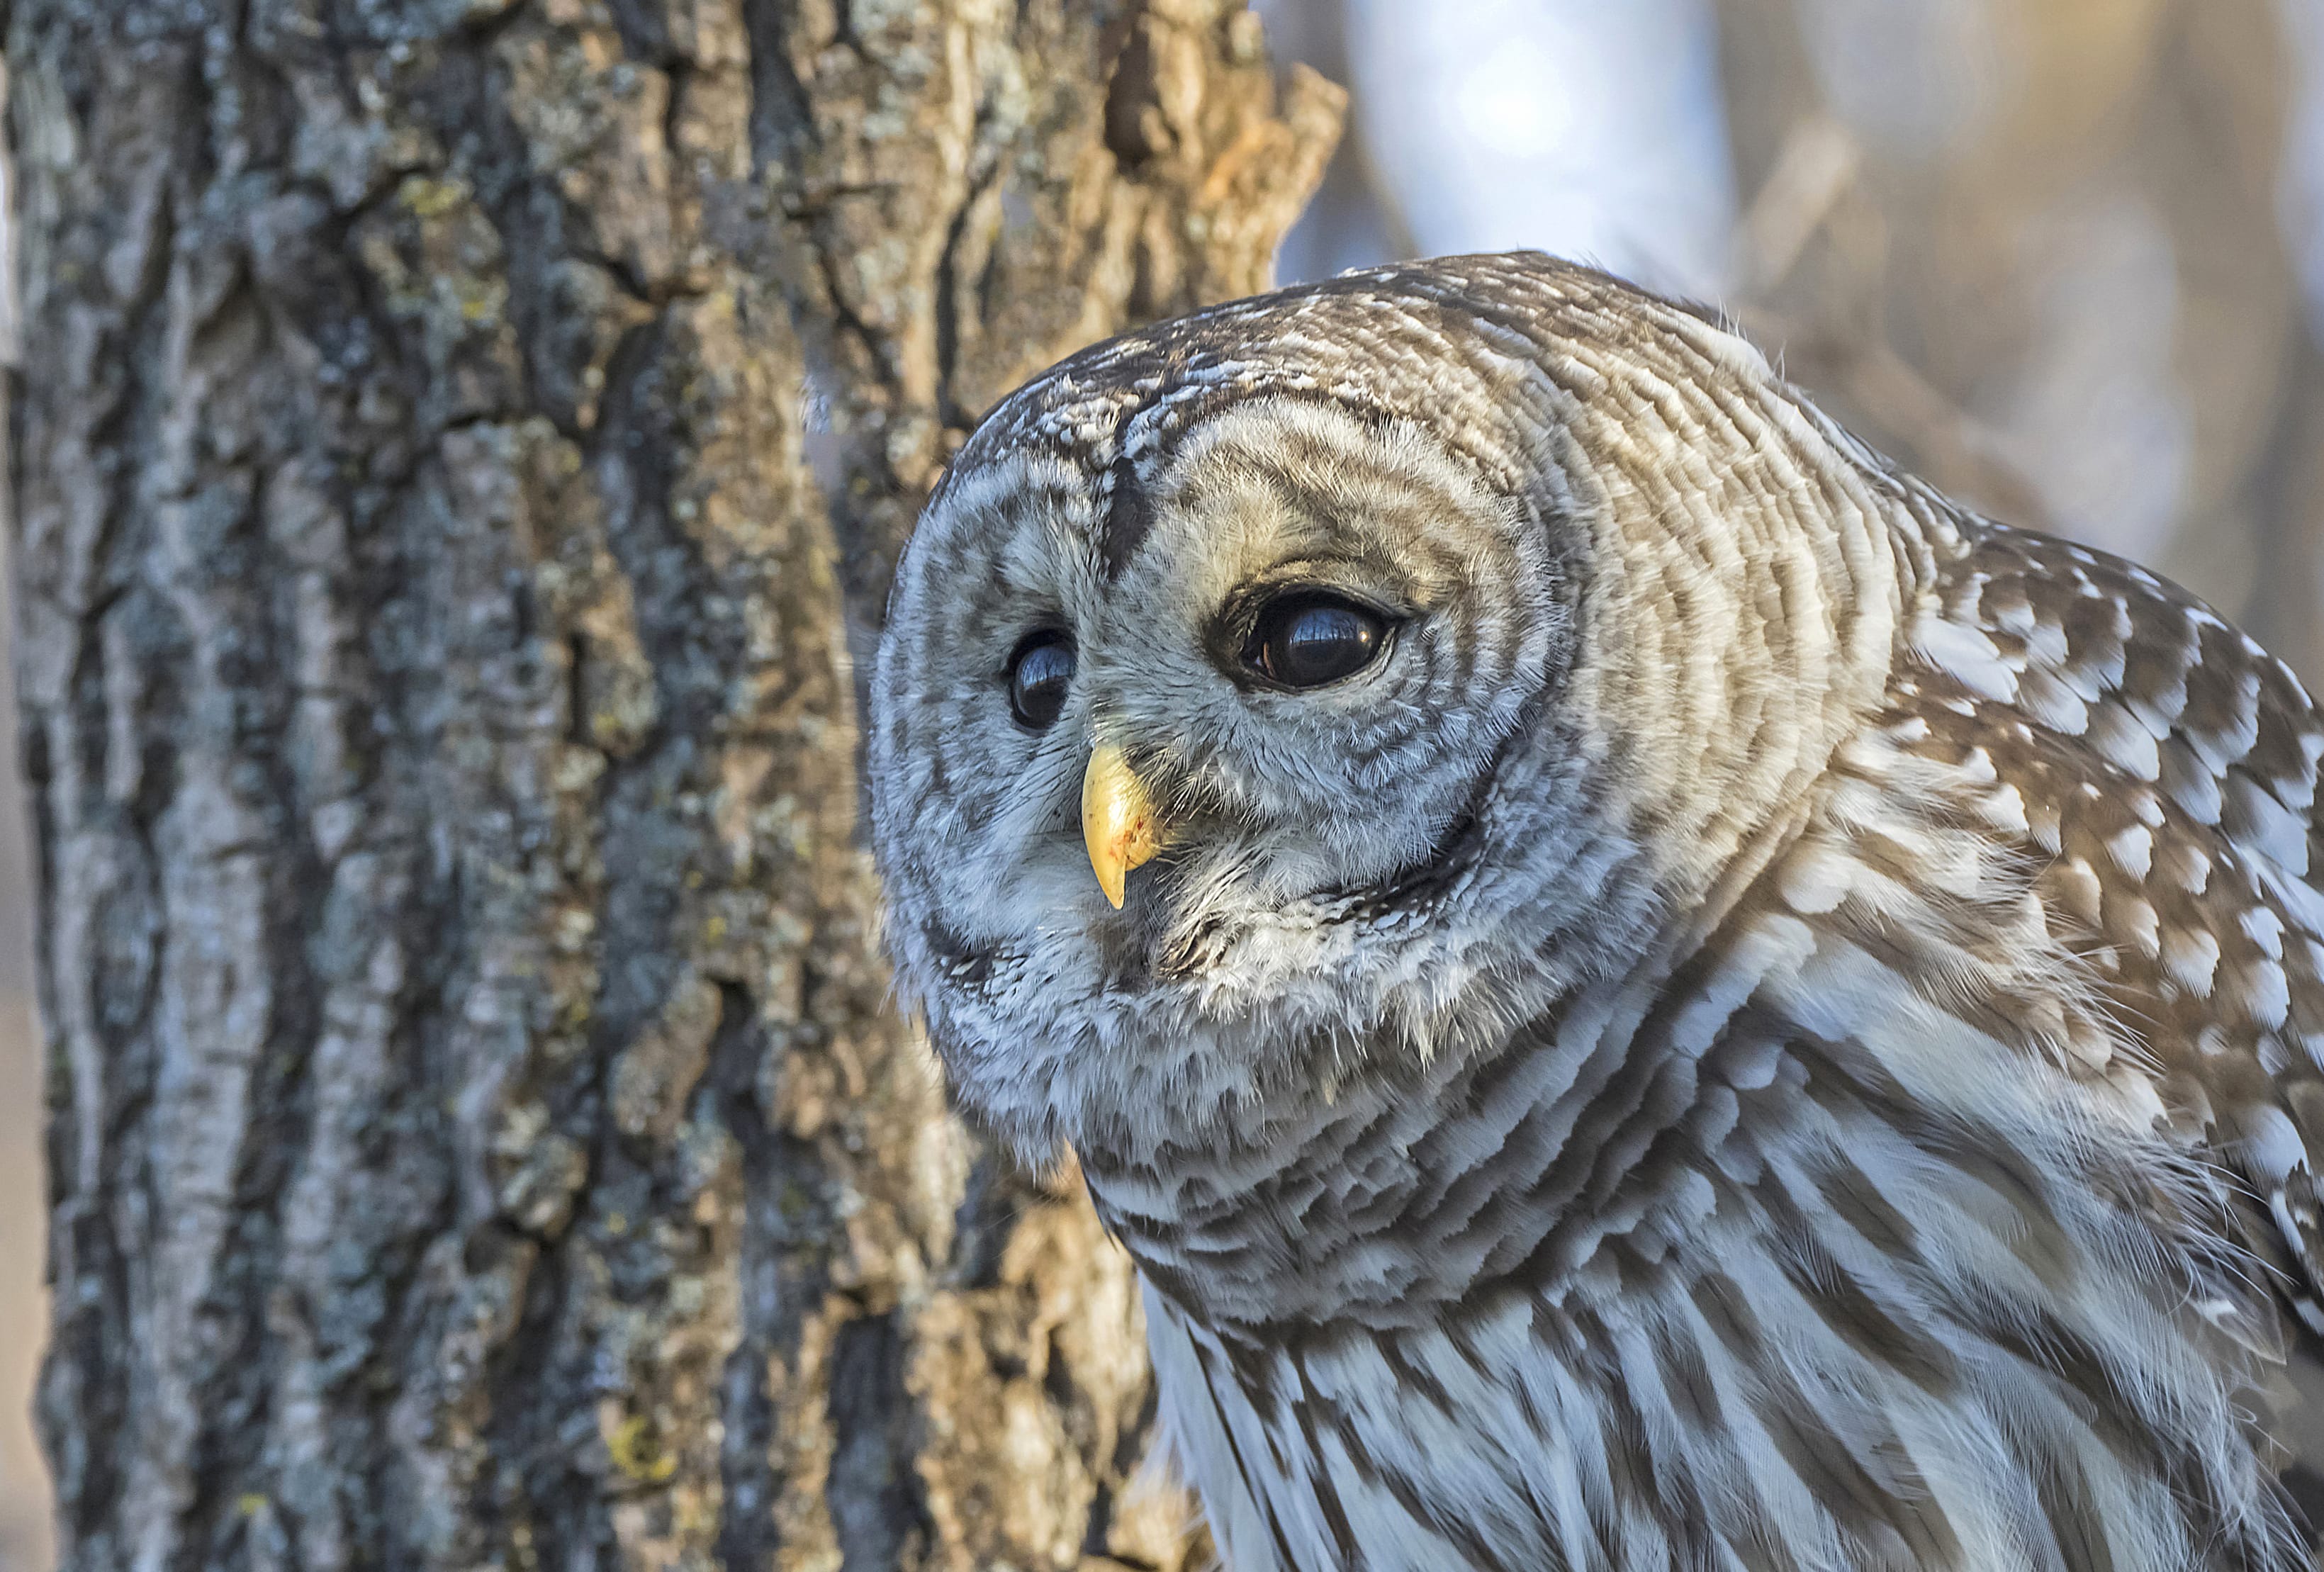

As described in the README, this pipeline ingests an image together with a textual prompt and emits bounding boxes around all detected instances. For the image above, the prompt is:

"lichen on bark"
[10,0,1339,1566]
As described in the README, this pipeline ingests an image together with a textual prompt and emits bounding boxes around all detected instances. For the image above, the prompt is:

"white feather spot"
[2245,1104,2311,1187]
[2053,857,2104,926]
[2225,775,2311,878]
[2112,894,2162,958]
[2162,926,2222,996]
[2163,748,2224,827]
[2241,906,2287,960]
[2164,843,2213,896]
[2240,958,2291,1030]
[2126,697,2180,743]
[1912,615,2019,702]
[1979,782,2031,836]
[2089,702,2161,782]
[2016,666,2090,735]
[1778,846,1857,915]
[2105,825,2153,881]
[2260,860,2324,940]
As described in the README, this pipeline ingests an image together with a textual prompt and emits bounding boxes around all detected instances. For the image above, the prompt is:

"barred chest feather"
[1091,528,2324,1572]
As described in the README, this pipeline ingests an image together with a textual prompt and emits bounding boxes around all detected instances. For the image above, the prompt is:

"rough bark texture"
[10,1,1339,1567]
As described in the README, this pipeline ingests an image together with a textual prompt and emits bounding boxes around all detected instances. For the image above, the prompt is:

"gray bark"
[10,1,1338,1567]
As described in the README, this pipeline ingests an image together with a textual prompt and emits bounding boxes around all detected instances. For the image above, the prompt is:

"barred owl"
[865,253,2324,1571]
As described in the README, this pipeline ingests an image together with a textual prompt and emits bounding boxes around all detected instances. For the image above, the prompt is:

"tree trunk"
[11,1,1338,1566]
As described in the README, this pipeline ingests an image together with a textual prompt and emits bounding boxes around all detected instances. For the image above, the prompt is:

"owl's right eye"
[1006,631,1075,729]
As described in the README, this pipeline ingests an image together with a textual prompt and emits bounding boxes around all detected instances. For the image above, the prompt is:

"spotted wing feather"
[1913,518,2324,1456]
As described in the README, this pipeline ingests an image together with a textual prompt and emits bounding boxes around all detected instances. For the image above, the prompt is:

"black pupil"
[1009,634,1074,727]
[1255,597,1383,688]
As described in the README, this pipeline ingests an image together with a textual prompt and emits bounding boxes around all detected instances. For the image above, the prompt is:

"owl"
[866,253,2324,1571]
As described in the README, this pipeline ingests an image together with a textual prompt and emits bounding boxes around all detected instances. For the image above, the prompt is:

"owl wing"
[1907,517,2324,1438]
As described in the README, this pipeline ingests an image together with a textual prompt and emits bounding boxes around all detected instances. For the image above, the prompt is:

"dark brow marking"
[1099,453,1155,582]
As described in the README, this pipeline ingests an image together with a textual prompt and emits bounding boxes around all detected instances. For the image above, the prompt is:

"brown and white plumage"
[867,253,2324,1570]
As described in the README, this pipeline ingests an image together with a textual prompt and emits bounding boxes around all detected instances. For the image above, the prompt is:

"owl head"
[868,254,1910,1167]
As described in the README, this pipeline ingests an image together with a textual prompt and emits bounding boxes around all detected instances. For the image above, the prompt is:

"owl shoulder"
[1892,516,2324,1310]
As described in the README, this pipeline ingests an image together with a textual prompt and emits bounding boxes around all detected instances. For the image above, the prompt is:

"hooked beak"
[1081,743,1162,909]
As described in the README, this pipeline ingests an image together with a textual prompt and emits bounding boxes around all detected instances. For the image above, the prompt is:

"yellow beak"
[1081,743,1162,909]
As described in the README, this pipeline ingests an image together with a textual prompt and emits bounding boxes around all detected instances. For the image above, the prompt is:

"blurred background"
[1263,0,2324,685]
[2,0,2323,1565]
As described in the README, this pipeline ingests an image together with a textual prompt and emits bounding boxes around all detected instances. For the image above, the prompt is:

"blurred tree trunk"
[10,1,1337,1567]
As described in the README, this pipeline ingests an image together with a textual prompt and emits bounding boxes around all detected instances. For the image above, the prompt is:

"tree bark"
[11,1,1339,1566]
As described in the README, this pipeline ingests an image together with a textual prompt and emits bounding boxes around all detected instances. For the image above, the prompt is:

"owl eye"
[1246,593,1388,689]
[1006,631,1075,728]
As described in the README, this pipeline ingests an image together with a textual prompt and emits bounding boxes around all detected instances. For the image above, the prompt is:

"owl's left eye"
[1006,631,1075,729]
[1245,593,1388,689]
